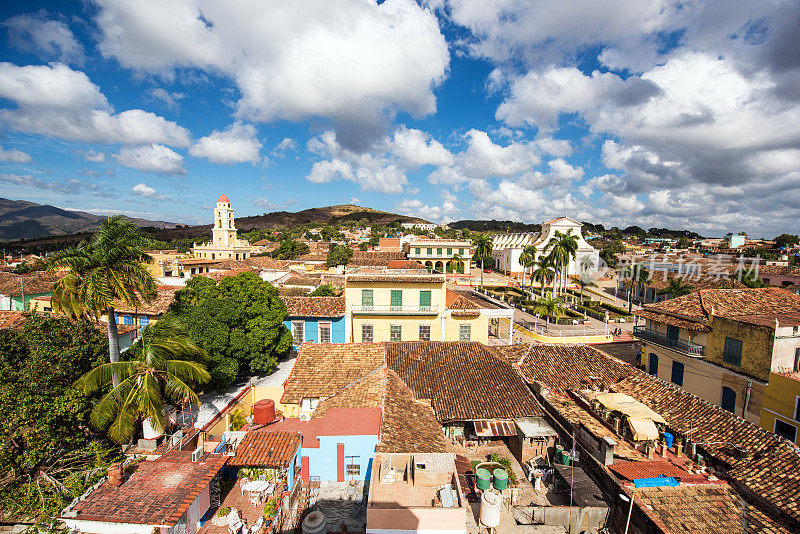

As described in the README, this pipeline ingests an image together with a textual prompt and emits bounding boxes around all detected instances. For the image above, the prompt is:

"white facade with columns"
[492,217,600,277]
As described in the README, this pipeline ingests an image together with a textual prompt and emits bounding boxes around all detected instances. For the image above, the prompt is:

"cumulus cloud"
[395,193,459,223]
[189,122,262,164]
[3,11,84,64]
[0,145,32,163]
[147,87,186,109]
[131,182,165,200]
[0,172,115,197]
[82,150,106,163]
[114,144,186,174]
[388,126,453,168]
[92,0,449,150]
[0,63,191,147]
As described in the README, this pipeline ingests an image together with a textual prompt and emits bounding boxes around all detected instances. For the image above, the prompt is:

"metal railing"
[352,304,439,315]
[633,326,705,356]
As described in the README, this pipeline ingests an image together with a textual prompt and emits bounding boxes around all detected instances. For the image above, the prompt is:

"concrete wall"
[284,316,346,349]
[366,507,466,534]
[706,316,774,381]
[444,313,489,344]
[761,372,800,446]
[527,506,609,534]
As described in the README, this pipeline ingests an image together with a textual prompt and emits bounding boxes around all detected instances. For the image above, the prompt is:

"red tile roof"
[262,408,382,448]
[65,452,227,526]
[386,259,427,270]
[0,310,25,330]
[385,341,543,422]
[228,430,301,467]
[280,296,345,318]
[112,286,177,315]
[0,272,62,296]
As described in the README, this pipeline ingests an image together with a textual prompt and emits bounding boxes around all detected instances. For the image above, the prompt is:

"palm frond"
[75,361,138,393]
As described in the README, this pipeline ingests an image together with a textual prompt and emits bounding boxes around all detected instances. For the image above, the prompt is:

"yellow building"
[760,371,800,445]
[407,239,472,274]
[634,288,800,429]
[191,194,254,261]
[344,269,493,343]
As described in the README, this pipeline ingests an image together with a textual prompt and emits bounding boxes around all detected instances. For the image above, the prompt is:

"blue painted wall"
[302,434,378,482]
[287,445,300,491]
[284,316,346,349]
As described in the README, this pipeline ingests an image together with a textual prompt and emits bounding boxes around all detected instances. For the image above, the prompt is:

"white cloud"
[0,145,32,163]
[307,159,353,184]
[131,182,165,200]
[147,87,185,109]
[395,194,459,223]
[189,122,262,164]
[388,126,453,168]
[272,137,297,157]
[92,0,449,150]
[114,144,186,174]
[3,12,85,64]
[0,62,191,147]
[458,129,541,178]
[83,150,106,163]
[0,172,115,196]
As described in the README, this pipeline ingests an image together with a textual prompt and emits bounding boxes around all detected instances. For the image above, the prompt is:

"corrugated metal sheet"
[473,419,517,437]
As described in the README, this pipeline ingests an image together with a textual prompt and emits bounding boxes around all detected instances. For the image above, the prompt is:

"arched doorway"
[435,261,444,272]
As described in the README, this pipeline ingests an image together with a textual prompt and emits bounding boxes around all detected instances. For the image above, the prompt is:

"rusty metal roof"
[473,419,517,437]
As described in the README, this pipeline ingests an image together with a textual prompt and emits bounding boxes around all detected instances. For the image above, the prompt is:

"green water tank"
[476,468,491,490]
[492,469,508,490]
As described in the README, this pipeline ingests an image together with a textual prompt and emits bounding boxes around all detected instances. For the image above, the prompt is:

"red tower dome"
[217,194,230,203]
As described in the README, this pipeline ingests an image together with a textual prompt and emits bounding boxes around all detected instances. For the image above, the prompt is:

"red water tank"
[107,462,123,487]
[253,399,276,425]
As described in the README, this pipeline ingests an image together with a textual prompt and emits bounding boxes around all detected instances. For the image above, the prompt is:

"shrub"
[216,506,231,518]
[229,410,246,431]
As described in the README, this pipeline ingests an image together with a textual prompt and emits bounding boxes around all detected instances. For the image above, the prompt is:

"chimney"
[107,463,123,487]
[674,438,683,457]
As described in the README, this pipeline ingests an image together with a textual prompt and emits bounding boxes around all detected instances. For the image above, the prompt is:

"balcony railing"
[352,305,439,315]
[633,326,705,356]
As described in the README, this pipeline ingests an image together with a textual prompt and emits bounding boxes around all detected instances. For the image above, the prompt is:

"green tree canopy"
[326,244,354,267]
[270,240,311,260]
[309,284,337,296]
[0,313,118,525]
[775,233,800,249]
[169,272,292,390]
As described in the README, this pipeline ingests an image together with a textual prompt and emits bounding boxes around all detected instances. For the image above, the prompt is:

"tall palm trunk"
[106,306,121,388]
[480,257,484,288]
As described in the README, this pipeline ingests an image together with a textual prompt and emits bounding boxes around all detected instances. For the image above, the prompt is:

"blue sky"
[1,1,799,237]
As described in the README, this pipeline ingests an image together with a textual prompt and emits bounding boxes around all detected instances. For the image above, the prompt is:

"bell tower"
[212,194,237,247]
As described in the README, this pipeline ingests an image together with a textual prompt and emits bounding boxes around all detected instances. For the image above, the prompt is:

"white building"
[492,217,599,278]
[402,222,437,231]
[191,194,254,261]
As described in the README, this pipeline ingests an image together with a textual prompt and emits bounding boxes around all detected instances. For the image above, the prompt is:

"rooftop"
[280,296,345,318]
[0,271,63,296]
[227,430,301,467]
[0,310,25,330]
[63,452,227,526]
[112,286,177,315]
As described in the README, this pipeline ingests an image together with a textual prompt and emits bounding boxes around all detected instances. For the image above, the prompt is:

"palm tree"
[532,256,555,297]
[449,253,464,279]
[544,230,579,297]
[472,234,493,288]
[48,216,157,387]
[532,295,564,327]
[74,313,210,444]
[620,263,650,312]
[518,246,535,298]
[574,276,598,304]
[657,277,694,300]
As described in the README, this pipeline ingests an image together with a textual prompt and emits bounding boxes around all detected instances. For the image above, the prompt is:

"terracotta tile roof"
[346,273,446,283]
[65,452,227,526]
[200,268,253,281]
[247,256,290,269]
[760,265,800,277]
[293,253,328,262]
[378,370,449,453]
[263,408,382,448]
[312,366,386,418]
[497,344,635,395]
[644,272,744,291]
[281,343,386,403]
[635,485,795,534]
[385,341,542,422]
[445,289,481,310]
[644,287,800,323]
[208,259,255,271]
[112,286,177,315]
[0,272,62,296]
[0,311,25,330]
[634,309,711,332]
[386,259,427,270]
[280,296,345,318]
[350,251,407,266]
[612,370,800,525]
[174,258,220,266]
[228,430,301,467]
[281,273,325,287]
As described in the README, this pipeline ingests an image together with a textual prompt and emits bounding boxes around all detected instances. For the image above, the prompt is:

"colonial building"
[192,194,254,261]
[406,238,472,274]
[492,217,599,278]
[343,269,505,344]
[633,287,800,439]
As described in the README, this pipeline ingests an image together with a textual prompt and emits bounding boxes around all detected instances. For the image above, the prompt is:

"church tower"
[212,194,237,247]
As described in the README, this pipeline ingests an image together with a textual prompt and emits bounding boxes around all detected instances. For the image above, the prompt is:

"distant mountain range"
[0,198,177,242]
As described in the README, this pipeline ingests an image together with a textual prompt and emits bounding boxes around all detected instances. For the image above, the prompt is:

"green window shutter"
[362,290,373,307]
[459,248,464,255]
[391,290,403,308]
[447,248,452,255]
[415,248,421,255]
[437,248,442,255]
[420,290,431,309]
[427,248,432,255]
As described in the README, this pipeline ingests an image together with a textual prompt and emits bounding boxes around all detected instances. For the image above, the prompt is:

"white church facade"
[491,217,600,278]
[191,194,254,261]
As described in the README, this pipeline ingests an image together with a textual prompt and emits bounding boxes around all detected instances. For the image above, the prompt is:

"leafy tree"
[599,239,626,267]
[448,253,465,275]
[75,314,210,444]
[170,272,292,389]
[358,242,369,251]
[310,284,336,296]
[735,268,766,288]
[326,244,354,267]
[658,278,695,299]
[532,295,564,325]
[48,216,157,387]
[676,235,694,249]
[12,257,46,273]
[775,233,800,250]
[0,313,119,526]
[574,276,597,303]
[619,264,651,312]
[270,240,310,260]
[518,245,536,296]
[472,234,494,288]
